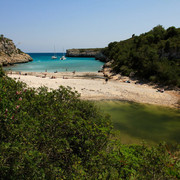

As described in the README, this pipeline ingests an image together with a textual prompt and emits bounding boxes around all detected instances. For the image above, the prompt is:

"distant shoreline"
[7,71,179,108]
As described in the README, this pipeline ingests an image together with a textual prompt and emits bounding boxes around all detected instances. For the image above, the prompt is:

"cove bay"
[4,53,104,72]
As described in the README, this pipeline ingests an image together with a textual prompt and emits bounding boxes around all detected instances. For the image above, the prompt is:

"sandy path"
[7,72,179,107]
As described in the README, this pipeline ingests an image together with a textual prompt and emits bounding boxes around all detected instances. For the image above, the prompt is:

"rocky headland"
[66,48,101,57]
[0,35,33,66]
[66,48,109,63]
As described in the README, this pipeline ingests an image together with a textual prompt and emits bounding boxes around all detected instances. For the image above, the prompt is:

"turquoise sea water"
[3,53,104,72]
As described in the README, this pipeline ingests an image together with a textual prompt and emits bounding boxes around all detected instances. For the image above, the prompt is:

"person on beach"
[73,70,76,75]
[42,74,46,78]
[105,78,108,83]
[50,76,56,79]
[157,88,164,93]
[63,76,68,79]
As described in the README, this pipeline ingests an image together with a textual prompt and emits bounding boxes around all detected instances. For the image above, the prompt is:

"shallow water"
[97,101,180,145]
[3,53,104,72]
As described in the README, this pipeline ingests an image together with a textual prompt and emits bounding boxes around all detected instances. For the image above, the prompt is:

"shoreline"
[7,71,179,108]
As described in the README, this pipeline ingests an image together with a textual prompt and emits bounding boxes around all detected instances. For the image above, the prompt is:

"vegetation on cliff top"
[68,48,102,52]
[0,66,179,179]
[0,34,11,43]
[102,25,180,87]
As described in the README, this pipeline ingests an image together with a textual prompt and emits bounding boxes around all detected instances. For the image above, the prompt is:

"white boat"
[51,55,57,59]
[52,46,57,59]
[60,55,66,60]
[60,48,66,60]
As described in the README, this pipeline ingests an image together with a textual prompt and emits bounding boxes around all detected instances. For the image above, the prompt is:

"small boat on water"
[51,55,57,59]
[60,55,66,60]
[60,48,66,60]
[51,45,57,59]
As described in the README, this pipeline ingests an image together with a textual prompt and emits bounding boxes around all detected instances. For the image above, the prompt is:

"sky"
[1,0,180,52]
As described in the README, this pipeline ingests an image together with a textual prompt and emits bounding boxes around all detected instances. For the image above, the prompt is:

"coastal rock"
[102,60,123,79]
[0,35,33,66]
[95,52,109,62]
[66,48,102,57]
[103,60,114,68]
[66,48,109,63]
[103,67,113,78]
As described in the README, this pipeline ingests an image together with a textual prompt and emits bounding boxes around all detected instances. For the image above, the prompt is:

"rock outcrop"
[95,52,109,62]
[66,48,109,63]
[0,35,33,66]
[66,48,102,57]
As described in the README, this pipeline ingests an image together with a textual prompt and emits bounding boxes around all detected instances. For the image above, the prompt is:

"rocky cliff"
[0,35,33,66]
[95,52,109,62]
[66,48,102,57]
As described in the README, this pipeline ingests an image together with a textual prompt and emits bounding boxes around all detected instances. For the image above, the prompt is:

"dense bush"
[0,67,112,179]
[0,66,179,179]
[102,25,180,87]
[86,142,180,179]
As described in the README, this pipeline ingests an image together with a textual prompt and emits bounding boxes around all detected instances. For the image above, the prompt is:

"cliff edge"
[66,48,109,62]
[66,48,102,57]
[0,35,33,66]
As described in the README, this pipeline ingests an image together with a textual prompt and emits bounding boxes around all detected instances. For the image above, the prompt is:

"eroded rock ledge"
[66,48,109,63]
[66,48,101,57]
[0,35,33,66]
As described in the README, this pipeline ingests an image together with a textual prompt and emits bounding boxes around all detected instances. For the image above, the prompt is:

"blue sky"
[1,0,180,52]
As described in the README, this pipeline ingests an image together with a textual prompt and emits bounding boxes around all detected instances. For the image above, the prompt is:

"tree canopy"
[102,25,180,87]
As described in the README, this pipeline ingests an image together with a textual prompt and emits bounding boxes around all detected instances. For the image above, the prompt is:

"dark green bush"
[80,141,180,179]
[102,25,180,87]
[0,65,5,77]
[0,66,179,179]
[0,69,112,179]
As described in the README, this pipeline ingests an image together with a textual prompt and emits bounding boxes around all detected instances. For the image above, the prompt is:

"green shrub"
[102,25,180,87]
[0,69,112,179]
[0,66,179,179]
[0,65,5,77]
[149,75,157,82]
[82,141,180,179]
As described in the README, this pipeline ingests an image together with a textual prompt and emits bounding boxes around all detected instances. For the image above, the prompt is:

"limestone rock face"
[66,48,101,57]
[66,48,109,63]
[0,35,33,66]
[103,60,115,78]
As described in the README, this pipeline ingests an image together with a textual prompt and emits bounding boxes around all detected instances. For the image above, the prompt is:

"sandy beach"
[7,71,179,108]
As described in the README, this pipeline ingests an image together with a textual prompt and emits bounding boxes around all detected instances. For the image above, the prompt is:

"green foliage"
[0,66,5,77]
[0,69,111,179]
[80,141,180,179]
[165,26,179,39]
[78,48,102,52]
[103,25,180,87]
[0,67,179,179]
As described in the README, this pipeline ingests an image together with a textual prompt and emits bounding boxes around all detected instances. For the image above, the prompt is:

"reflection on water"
[96,101,180,145]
